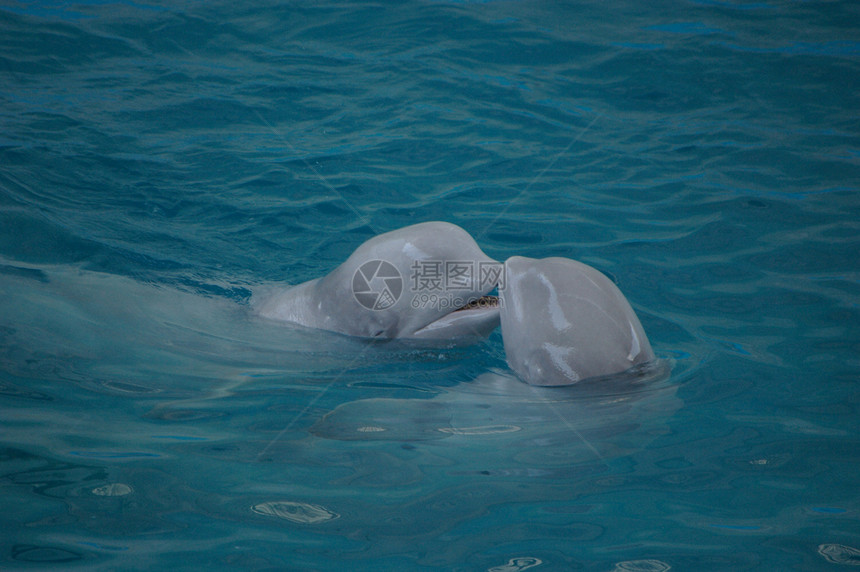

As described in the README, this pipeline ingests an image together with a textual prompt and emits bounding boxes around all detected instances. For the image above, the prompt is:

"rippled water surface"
[1,0,859,569]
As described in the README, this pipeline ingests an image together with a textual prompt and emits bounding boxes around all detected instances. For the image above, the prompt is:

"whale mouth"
[452,295,499,312]
[409,294,501,341]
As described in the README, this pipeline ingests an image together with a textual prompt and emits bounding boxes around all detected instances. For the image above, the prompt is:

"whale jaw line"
[408,297,500,343]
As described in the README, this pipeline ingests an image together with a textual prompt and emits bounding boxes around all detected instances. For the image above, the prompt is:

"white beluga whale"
[255,222,658,386]
[255,222,502,343]
[499,256,655,386]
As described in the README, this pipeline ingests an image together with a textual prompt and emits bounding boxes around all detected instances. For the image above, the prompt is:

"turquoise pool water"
[1,1,858,569]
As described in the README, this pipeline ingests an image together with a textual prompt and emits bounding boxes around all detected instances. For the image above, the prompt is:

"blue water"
[1,0,859,569]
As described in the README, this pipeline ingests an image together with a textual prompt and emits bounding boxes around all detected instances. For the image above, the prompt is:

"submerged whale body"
[256,222,657,386]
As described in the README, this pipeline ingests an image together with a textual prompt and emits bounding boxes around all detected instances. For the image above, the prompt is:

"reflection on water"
[252,501,340,524]
[818,544,860,566]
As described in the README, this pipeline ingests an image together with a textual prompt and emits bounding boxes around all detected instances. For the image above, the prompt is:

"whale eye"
[361,313,398,339]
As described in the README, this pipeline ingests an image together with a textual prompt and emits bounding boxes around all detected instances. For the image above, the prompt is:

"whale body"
[499,255,654,386]
[256,222,657,385]
[255,222,501,343]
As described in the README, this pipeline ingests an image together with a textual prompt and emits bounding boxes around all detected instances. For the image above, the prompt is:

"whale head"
[256,222,501,343]
[499,256,655,386]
